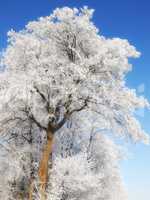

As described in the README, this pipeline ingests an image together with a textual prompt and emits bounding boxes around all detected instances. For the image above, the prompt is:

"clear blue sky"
[0,1,150,199]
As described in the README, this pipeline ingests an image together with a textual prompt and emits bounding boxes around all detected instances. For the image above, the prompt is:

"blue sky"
[0,1,150,199]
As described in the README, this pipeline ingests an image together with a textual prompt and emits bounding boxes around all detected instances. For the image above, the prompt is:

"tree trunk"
[38,129,54,200]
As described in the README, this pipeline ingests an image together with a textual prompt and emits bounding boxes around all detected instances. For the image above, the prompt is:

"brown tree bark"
[38,129,54,200]
[29,127,54,200]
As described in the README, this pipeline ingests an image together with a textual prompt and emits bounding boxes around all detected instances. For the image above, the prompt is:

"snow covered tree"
[0,6,149,200]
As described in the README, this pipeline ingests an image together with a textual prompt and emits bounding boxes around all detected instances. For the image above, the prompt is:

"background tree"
[0,6,149,200]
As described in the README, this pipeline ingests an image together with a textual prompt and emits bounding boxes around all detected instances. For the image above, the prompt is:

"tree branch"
[69,98,89,115]
[21,106,47,131]
[34,85,47,102]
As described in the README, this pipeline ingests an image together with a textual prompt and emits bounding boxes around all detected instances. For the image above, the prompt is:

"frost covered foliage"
[0,6,149,200]
[48,133,127,200]
[0,144,32,199]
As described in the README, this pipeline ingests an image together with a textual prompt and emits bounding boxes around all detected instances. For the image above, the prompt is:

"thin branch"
[69,98,89,115]
[29,113,47,131]
[21,106,47,130]
[34,85,49,103]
